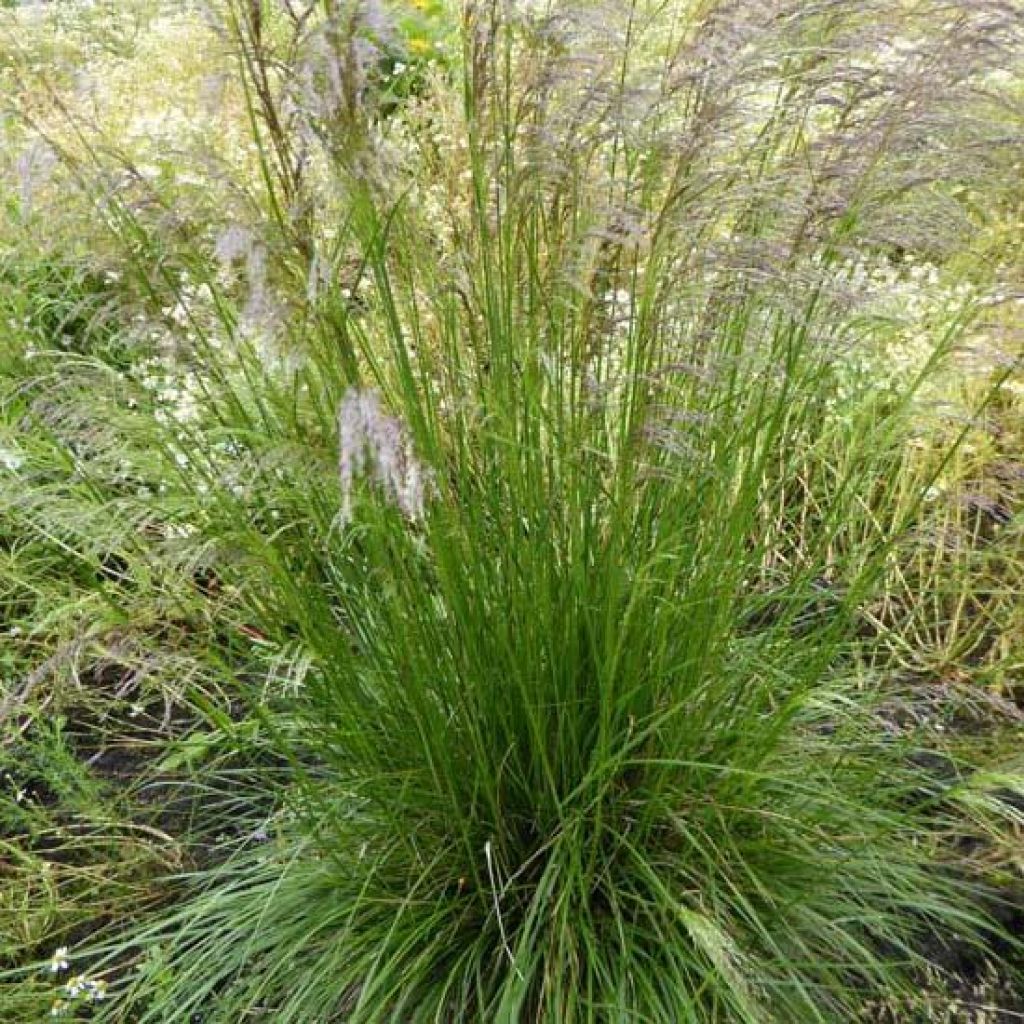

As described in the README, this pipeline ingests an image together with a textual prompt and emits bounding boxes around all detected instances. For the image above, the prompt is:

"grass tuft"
[1,1,1023,1021]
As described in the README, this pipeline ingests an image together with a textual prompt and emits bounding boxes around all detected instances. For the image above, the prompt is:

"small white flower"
[85,978,108,1002]
[49,947,70,973]
[0,447,23,472]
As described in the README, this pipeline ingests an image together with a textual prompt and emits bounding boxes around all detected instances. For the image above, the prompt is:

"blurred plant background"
[0,1,1023,1021]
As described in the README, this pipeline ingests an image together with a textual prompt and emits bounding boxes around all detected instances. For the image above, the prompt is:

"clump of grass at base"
[3,1,1024,1021]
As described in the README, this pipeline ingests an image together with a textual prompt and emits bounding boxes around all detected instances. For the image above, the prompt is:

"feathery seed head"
[338,389,431,524]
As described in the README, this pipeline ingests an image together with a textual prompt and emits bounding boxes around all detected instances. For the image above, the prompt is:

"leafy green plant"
[1,1,1022,1022]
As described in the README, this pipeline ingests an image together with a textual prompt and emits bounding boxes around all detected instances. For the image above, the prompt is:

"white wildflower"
[48,947,70,974]
[85,978,108,1002]
[0,447,23,472]
[62,972,107,1005]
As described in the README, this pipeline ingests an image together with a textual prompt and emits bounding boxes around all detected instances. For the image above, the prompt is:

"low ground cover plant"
[1,1,1023,1021]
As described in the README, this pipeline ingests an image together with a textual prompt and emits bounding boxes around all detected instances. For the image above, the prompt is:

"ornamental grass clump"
[3,1,1023,1021]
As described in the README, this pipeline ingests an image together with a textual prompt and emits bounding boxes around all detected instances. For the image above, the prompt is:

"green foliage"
[0,1,1022,1021]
